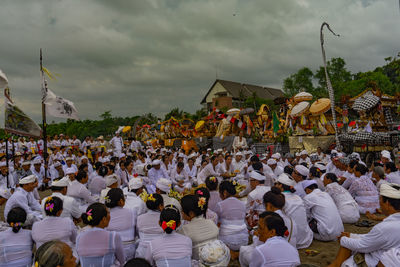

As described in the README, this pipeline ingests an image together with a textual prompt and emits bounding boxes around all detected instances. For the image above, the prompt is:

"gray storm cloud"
[0,0,398,123]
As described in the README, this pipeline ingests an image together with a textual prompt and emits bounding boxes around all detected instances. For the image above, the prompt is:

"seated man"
[303,180,344,242]
[329,183,400,267]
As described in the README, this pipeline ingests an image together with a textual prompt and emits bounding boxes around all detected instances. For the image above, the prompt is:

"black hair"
[108,164,115,173]
[75,170,87,182]
[159,205,181,234]
[201,159,208,166]
[225,154,232,160]
[305,183,318,191]
[279,182,296,193]
[177,162,184,169]
[195,187,210,217]
[300,162,308,168]
[355,163,368,175]
[385,162,397,173]
[145,193,164,211]
[309,166,321,178]
[325,173,338,183]
[210,155,217,162]
[99,166,109,177]
[105,188,124,208]
[124,258,152,267]
[373,161,383,168]
[252,162,263,171]
[44,196,63,216]
[7,207,27,233]
[349,160,358,169]
[94,161,103,170]
[284,165,294,176]
[124,160,133,168]
[259,211,288,237]
[81,203,108,226]
[205,176,218,191]
[78,163,88,171]
[263,187,285,209]
[250,155,260,162]
[381,184,400,210]
[219,180,236,196]
[181,195,203,218]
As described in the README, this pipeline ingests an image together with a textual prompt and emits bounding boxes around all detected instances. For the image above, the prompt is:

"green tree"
[283,67,315,97]
[100,111,112,120]
[314,57,352,99]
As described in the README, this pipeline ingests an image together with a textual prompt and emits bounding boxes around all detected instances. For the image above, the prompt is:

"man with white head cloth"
[303,180,344,242]
[292,165,310,198]
[4,175,42,226]
[329,183,400,267]
[147,160,169,193]
[110,131,123,156]
[124,178,147,216]
[156,178,181,211]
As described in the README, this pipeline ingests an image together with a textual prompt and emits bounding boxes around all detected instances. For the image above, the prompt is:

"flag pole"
[40,49,48,188]
[5,135,9,188]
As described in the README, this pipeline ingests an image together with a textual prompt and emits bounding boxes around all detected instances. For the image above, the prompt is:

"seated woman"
[194,187,218,225]
[170,162,190,193]
[35,240,76,267]
[0,207,33,267]
[215,180,248,254]
[263,187,297,248]
[145,205,192,266]
[324,173,360,224]
[76,203,125,267]
[328,183,400,267]
[250,211,300,267]
[32,196,77,250]
[205,176,222,213]
[105,188,137,262]
[178,195,219,260]
[135,193,164,259]
[348,163,379,214]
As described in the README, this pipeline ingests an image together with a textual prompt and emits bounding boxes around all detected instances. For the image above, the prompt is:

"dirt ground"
[1,191,376,267]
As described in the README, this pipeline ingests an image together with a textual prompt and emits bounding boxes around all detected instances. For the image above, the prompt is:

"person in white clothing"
[329,183,400,267]
[303,180,344,241]
[250,211,300,267]
[384,162,400,184]
[124,178,147,216]
[110,132,123,155]
[324,173,360,224]
[197,156,219,184]
[232,131,248,152]
[276,173,314,249]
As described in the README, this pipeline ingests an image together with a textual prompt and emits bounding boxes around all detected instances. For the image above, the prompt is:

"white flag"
[44,89,79,120]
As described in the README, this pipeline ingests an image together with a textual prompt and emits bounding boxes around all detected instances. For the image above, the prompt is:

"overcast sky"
[0,0,399,123]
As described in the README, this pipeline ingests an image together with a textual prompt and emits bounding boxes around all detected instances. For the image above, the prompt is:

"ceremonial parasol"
[290,101,310,118]
[226,108,240,115]
[195,120,205,131]
[0,70,8,89]
[239,108,254,115]
[309,98,331,115]
[122,126,131,133]
[352,91,380,111]
[294,92,313,103]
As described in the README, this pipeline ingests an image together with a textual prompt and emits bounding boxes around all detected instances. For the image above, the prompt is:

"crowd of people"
[0,132,400,266]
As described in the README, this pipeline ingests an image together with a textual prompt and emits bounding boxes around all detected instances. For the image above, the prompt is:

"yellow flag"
[42,67,60,81]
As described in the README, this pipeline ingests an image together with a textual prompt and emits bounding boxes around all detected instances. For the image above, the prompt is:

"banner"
[4,88,42,138]
[44,89,79,120]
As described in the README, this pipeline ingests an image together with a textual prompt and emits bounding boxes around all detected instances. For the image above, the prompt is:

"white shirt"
[250,236,300,267]
[124,190,147,216]
[246,185,271,212]
[110,136,123,151]
[282,191,313,249]
[197,163,219,184]
[303,188,344,241]
[4,188,42,220]
[325,182,360,224]
[341,213,400,267]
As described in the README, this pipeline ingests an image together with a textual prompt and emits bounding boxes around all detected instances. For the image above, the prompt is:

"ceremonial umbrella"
[352,91,380,111]
[0,70,8,89]
[195,121,205,131]
[294,92,313,103]
[309,98,331,115]
[226,108,240,115]
[290,101,310,118]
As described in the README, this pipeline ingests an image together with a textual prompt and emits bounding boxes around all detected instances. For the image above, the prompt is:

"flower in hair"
[196,190,203,196]
[134,173,139,177]
[198,197,206,209]
[147,194,156,202]
[47,197,53,201]
[161,220,176,231]
[86,209,93,221]
[45,203,54,212]
[209,176,216,182]
[232,180,237,186]
[35,262,39,267]
[104,196,111,203]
